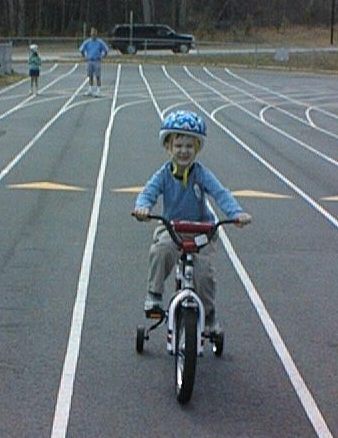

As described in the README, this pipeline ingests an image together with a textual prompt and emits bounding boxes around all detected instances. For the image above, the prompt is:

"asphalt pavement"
[0,60,337,438]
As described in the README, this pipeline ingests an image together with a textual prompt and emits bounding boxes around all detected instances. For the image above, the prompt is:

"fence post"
[0,42,13,74]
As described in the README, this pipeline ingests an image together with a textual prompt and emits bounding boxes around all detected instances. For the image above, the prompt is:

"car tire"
[126,44,137,55]
[178,44,189,54]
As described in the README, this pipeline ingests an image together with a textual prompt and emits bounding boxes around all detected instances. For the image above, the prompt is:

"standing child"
[133,110,252,335]
[28,44,41,95]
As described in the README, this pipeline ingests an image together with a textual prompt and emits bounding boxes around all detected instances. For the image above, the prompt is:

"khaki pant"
[147,225,217,319]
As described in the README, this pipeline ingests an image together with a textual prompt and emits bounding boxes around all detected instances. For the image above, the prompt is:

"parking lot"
[0,61,337,437]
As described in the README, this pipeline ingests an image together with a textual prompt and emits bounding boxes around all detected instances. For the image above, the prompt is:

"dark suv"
[110,24,195,55]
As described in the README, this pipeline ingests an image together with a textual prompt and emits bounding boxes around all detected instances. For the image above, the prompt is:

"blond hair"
[165,133,200,153]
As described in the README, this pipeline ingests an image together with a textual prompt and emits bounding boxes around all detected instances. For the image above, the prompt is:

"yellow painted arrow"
[7,182,85,191]
[113,186,145,193]
[113,186,293,198]
[321,196,338,201]
[232,190,292,198]
[10,183,335,201]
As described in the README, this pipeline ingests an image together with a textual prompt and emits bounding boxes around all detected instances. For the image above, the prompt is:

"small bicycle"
[132,213,238,404]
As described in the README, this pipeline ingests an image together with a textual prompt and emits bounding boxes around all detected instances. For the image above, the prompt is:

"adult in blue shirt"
[79,27,109,97]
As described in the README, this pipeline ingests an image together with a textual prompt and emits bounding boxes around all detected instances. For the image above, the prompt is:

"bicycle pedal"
[145,307,165,319]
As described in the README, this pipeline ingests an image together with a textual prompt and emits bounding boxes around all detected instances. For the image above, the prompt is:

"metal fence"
[2,37,338,73]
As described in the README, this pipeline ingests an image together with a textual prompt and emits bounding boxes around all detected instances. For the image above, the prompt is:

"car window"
[157,27,171,37]
[114,26,129,37]
[145,27,156,37]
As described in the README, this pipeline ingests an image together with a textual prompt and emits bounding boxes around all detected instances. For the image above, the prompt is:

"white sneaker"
[204,321,222,337]
[144,292,163,318]
[144,292,163,311]
[205,311,222,336]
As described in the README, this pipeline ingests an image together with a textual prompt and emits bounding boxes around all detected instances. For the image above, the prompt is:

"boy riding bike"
[133,110,251,335]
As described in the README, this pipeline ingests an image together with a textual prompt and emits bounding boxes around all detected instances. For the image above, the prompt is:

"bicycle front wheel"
[175,307,198,404]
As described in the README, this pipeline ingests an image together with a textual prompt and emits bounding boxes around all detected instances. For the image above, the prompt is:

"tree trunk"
[171,0,177,27]
[61,0,66,34]
[6,0,15,34]
[17,0,25,35]
[35,0,43,35]
[178,0,187,28]
[143,0,152,23]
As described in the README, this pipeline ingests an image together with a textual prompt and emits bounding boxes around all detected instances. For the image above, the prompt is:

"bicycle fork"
[166,290,205,356]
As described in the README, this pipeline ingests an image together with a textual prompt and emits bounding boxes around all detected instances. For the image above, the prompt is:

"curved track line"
[0,64,58,96]
[141,64,334,438]
[182,66,338,228]
[202,68,338,164]
[0,72,86,182]
[0,64,79,121]
[224,68,338,122]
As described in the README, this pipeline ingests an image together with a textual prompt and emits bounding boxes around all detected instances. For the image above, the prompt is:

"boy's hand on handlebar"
[235,212,252,228]
[133,207,151,221]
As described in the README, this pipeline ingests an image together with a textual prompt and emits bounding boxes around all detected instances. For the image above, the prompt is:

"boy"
[134,110,251,334]
[28,44,41,95]
[79,27,109,97]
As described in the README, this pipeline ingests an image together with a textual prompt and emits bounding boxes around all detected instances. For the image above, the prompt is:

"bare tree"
[60,0,66,34]
[171,0,177,27]
[17,0,25,35]
[143,0,152,22]
[178,0,187,28]
[0,0,334,37]
[5,0,15,34]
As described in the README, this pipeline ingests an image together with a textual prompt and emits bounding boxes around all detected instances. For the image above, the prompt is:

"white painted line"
[162,66,338,231]
[0,64,79,121]
[0,73,85,183]
[143,65,334,438]
[50,64,121,438]
[224,67,338,123]
[0,64,58,96]
[259,105,338,164]
[208,203,334,438]
[139,65,162,119]
[201,68,338,166]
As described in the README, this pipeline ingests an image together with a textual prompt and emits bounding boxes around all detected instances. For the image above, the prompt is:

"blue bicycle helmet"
[159,110,207,150]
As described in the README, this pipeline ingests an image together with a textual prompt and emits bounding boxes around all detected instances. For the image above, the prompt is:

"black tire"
[175,307,198,404]
[178,44,189,54]
[212,332,224,358]
[136,325,145,353]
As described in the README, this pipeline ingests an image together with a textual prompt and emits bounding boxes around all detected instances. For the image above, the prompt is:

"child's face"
[171,134,197,169]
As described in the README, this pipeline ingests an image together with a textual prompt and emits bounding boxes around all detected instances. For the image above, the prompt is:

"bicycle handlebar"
[131,212,239,251]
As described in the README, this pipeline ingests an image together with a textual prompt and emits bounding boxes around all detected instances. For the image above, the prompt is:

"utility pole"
[331,0,336,45]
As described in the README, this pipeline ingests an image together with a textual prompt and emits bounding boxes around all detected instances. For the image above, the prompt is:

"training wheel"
[212,332,224,357]
[136,325,146,353]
